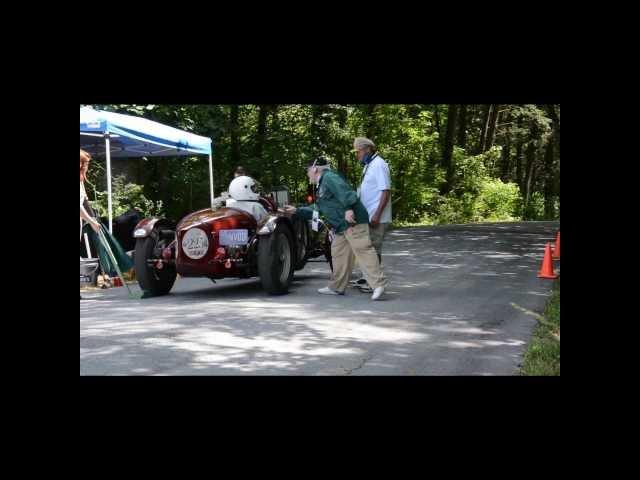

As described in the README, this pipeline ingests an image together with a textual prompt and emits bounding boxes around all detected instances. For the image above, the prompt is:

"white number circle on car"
[181,228,209,259]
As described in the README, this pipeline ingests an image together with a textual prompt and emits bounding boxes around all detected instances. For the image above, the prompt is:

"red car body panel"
[175,207,259,278]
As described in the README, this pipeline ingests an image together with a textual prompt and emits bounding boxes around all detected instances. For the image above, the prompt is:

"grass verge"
[520,278,560,376]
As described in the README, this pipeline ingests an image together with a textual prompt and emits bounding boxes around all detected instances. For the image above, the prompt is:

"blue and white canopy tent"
[80,106,214,232]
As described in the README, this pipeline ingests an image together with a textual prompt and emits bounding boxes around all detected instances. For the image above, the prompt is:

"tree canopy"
[81,104,560,225]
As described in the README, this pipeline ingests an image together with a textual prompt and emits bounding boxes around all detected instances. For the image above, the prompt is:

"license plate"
[219,229,249,246]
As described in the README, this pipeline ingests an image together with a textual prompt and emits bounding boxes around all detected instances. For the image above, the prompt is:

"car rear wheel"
[258,224,294,295]
[134,232,176,296]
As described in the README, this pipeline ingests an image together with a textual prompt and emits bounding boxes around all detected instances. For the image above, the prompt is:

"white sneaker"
[371,286,385,300]
[318,287,344,295]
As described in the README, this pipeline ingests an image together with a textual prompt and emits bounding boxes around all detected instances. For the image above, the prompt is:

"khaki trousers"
[369,222,390,261]
[353,222,390,278]
[329,223,387,293]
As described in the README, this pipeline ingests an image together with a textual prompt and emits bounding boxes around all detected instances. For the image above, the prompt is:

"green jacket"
[298,170,369,234]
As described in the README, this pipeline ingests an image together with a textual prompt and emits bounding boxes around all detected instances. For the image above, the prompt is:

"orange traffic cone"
[552,231,560,259]
[538,243,558,279]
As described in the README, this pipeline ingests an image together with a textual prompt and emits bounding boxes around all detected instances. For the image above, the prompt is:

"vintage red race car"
[132,192,332,296]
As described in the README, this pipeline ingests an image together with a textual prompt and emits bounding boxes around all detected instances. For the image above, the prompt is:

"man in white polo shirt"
[351,137,392,292]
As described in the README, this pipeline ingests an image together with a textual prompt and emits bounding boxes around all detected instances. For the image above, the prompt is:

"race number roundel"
[181,228,209,260]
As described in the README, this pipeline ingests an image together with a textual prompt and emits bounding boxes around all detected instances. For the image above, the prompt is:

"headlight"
[258,217,277,235]
[134,228,147,238]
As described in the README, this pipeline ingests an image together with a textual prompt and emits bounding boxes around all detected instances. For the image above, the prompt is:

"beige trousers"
[329,223,387,293]
[369,222,390,261]
[353,222,390,279]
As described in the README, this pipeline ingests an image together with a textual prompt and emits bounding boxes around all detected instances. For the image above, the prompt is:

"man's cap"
[305,156,329,168]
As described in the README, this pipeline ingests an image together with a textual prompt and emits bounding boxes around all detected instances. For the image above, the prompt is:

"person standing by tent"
[80,149,101,300]
[80,149,101,238]
[80,149,134,292]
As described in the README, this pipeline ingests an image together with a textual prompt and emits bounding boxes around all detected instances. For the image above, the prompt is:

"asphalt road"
[80,221,560,375]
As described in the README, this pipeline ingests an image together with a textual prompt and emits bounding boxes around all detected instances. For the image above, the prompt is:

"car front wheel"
[134,232,176,296]
[258,224,294,295]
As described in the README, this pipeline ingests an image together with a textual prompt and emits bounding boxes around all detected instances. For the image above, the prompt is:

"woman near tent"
[81,149,101,300]
[80,149,101,238]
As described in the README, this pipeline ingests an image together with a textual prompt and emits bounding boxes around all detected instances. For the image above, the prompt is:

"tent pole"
[105,133,113,233]
[84,233,92,258]
[209,153,215,208]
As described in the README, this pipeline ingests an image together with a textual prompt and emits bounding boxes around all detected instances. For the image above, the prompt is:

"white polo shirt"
[357,154,392,224]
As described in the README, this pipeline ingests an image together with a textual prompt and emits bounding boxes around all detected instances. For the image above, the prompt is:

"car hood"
[177,207,257,232]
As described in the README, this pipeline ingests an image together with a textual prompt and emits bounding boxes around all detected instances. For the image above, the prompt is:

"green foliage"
[476,179,522,222]
[523,191,546,220]
[521,279,560,376]
[434,194,473,224]
[369,105,440,222]
[416,146,521,225]
[90,175,164,219]
[450,147,490,196]
[82,104,559,225]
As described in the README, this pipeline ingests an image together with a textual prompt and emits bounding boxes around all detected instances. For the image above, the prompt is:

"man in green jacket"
[293,156,387,300]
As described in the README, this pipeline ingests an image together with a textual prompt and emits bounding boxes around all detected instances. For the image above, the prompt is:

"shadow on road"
[81,221,559,375]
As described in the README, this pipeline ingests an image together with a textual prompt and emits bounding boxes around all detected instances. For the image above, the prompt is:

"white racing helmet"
[229,175,260,201]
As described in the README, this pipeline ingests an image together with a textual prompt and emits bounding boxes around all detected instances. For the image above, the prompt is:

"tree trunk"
[336,106,349,175]
[230,105,240,166]
[553,105,560,218]
[456,104,468,150]
[440,104,459,195]
[485,104,501,151]
[433,105,441,133]
[543,105,559,219]
[270,105,280,186]
[478,104,492,153]
[515,117,524,191]
[136,157,144,185]
[542,132,555,219]
[500,134,511,182]
[524,143,534,206]
[254,104,269,161]
[468,104,477,141]
[158,158,170,207]
[523,123,539,215]
[498,109,512,181]
[365,104,377,138]
[433,105,442,145]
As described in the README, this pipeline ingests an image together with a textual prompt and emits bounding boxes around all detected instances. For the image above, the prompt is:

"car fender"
[133,218,174,239]
[257,215,289,236]
[257,215,297,254]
